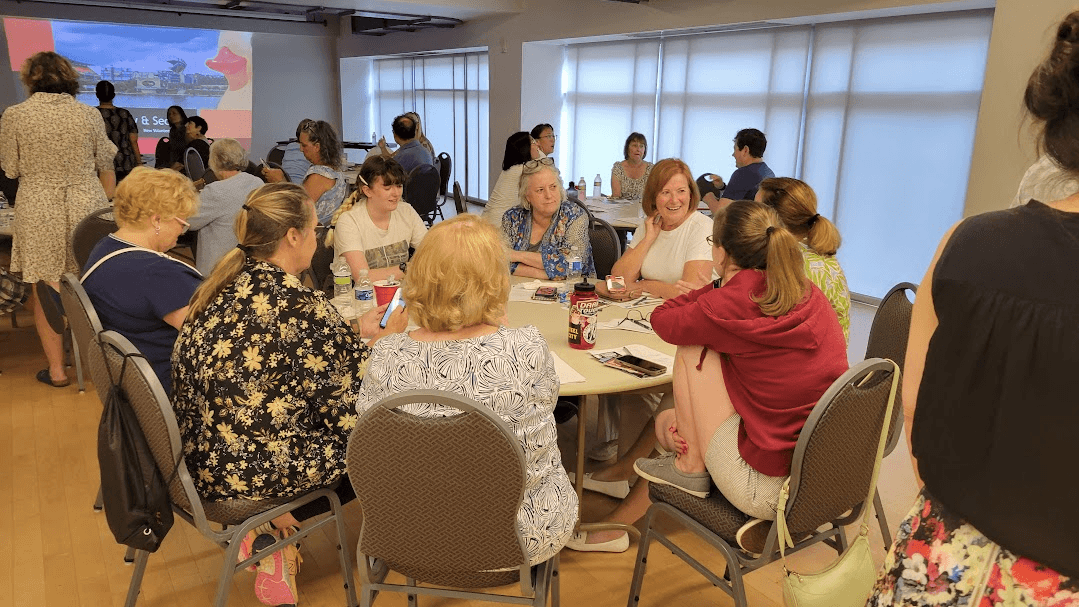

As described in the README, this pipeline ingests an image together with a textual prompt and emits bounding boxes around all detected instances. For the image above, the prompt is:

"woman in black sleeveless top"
[869,13,1079,606]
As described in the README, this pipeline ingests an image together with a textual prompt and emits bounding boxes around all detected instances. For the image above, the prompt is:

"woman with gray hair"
[187,138,264,274]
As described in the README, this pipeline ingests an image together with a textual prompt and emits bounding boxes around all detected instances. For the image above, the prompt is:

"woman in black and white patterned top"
[355,213,578,565]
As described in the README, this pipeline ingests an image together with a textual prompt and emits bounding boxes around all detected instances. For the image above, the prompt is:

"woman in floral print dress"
[867,12,1079,606]
[171,183,406,605]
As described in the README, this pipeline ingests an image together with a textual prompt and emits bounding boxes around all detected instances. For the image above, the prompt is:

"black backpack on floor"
[98,354,175,552]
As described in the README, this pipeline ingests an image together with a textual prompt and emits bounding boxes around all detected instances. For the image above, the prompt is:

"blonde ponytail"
[187,183,311,321]
[716,200,808,318]
[757,177,841,256]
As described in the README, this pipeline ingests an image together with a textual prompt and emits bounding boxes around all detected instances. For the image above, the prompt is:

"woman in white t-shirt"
[598,158,713,301]
[482,131,542,227]
[326,155,428,283]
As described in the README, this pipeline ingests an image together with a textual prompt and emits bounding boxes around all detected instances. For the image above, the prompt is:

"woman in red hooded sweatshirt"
[633,199,848,545]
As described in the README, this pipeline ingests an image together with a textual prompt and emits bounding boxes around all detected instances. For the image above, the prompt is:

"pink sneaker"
[237,523,274,572]
[252,533,301,605]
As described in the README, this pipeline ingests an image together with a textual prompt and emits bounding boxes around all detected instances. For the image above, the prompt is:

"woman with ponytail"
[326,155,427,283]
[756,177,850,341]
[869,12,1079,604]
[172,182,407,605]
[632,200,847,547]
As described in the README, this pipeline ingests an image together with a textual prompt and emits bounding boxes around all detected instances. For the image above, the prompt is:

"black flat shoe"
[35,369,70,388]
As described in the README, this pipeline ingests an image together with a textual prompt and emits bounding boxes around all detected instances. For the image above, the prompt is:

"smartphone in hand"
[379,288,405,328]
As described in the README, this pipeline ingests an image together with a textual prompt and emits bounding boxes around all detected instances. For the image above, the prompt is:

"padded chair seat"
[387,564,520,590]
[648,483,749,544]
[202,494,300,526]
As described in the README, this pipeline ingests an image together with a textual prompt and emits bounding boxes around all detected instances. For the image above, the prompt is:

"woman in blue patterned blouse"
[501,158,595,279]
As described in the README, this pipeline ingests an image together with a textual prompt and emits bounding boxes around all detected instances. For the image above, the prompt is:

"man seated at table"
[702,128,774,213]
[279,118,314,183]
[389,113,434,174]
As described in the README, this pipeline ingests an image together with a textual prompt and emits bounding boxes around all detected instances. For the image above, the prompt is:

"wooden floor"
[0,280,920,606]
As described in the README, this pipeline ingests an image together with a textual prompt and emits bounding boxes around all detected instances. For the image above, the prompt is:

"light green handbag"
[775,360,899,607]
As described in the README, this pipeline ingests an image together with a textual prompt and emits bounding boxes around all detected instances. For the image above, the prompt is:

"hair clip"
[765,226,775,237]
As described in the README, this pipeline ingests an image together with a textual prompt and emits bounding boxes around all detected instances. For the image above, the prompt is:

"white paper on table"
[515,279,564,291]
[550,351,586,384]
[597,318,652,333]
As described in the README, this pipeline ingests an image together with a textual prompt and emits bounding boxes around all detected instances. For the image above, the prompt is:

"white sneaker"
[564,531,630,553]
[582,473,631,499]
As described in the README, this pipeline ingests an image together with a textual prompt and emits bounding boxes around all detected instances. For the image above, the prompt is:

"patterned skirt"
[868,489,1078,606]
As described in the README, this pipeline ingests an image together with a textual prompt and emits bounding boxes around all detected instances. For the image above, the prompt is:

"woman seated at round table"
[186,138,264,275]
[756,177,850,342]
[355,213,578,566]
[327,155,428,283]
[482,131,542,227]
[634,200,848,545]
[598,157,713,300]
[172,182,405,606]
[501,157,595,279]
[81,167,203,395]
[610,132,653,201]
[264,119,347,224]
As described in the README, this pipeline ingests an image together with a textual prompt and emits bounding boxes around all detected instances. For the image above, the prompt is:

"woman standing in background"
[95,80,141,182]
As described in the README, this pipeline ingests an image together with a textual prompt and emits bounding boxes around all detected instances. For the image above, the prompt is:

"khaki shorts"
[704,414,788,520]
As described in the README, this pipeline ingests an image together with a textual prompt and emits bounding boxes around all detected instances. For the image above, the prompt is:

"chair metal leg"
[873,489,893,548]
[72,336,85,392]
[551,554,560,607]
[406,577,417,607]
[626,510,657,607]
[123,549,150,607]
[329,493,359,607]
[93,485,103,511]
[212,525,244,607]
[124,546,137,563]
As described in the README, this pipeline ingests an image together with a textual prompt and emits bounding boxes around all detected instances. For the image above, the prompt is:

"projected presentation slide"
[2,17,252,153]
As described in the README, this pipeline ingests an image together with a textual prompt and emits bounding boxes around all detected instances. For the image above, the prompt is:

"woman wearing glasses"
[81,167,203,394]
[610,132,653,201]
[483,131,544,227]
[501,158,595,279]
[531,123,556,158]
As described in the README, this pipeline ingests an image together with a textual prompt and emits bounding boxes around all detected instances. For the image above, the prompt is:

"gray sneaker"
[633,454,710,498]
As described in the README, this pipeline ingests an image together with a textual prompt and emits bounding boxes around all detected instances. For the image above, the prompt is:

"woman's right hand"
[642,213,662,243]
[262,167,286,183]
[380,304,409,334]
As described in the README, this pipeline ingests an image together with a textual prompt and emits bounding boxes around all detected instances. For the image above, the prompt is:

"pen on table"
[628,295,649,307]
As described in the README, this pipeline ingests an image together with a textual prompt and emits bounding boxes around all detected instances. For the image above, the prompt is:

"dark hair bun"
[95,80,115,102]
[1024,11,1079,171]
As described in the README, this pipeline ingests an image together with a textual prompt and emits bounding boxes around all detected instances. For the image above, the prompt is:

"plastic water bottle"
[332,259,352,303]
[354,269,374,315]
[578,177,587,198]
[564,246,583,293]
[593,174,603,199]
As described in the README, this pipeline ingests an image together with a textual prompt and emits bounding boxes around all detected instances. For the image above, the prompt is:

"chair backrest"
[864,282,917,455]
[436,152,452,196]
[346,389,529,587]
[60,273,108,402]
[99,331,201,517]
[306,225,334,295]
[266,144,286,167]
[153,136,171,168]
[589,216,622,279]
[782,358,898,537]
[452,181,466,215]
[185,147,206,181]
[403,164,442,225]
[73,207,118,272]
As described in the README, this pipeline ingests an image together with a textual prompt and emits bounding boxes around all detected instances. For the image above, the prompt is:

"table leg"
[574,395,587,534]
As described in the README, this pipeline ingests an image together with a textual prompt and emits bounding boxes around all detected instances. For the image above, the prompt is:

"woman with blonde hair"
[1,50,117,387]
[82,167,201,394]
[172,182,405,605]
[326,155,428,283]
[633,200,847,540]
[356,214,578,565]
[756,177,850,341]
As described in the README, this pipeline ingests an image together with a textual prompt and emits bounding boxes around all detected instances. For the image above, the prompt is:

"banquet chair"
[346,389,559,607]
[452,181,467,215]
[589,216,622,279]
[862,281,917,545]
[627,358,899,607]
[185,147,206,182]
[404,164,442,227]
[301,225,334,295]
[153,137,171,169]
[35,280,82,391]
[96,330,358,607]
[60,273,111,510]
[73,207,118,271]
[266,144,287,167]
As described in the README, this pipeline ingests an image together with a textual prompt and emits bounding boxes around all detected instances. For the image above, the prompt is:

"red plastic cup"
[373,281,399,306]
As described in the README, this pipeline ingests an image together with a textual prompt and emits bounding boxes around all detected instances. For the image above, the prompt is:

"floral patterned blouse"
[502,201,595,279]
[799,242,851,343]
[171,260,370,503]
[611,160,653,201]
